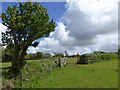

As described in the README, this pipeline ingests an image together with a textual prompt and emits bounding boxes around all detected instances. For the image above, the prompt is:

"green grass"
[23,58,118,88]
[0,62,11,68]
[1,58,118,88]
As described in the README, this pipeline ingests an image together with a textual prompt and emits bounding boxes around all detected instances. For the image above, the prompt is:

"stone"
[77,55,88,64]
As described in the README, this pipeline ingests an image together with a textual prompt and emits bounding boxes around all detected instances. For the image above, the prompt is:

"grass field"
[1,58,118,88]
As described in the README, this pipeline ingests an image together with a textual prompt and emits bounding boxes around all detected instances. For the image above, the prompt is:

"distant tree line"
[1,48,119,62]
[1,48,66,62]
[84,51,118,62]
[25,52,43,60]
[53,53,64,57]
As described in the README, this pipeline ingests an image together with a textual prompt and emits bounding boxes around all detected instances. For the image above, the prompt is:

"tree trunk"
[10,46,27,77]
[7,42,28,79]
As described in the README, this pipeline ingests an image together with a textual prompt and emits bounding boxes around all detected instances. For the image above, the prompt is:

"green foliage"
[36,52,43,59]
[1,2,55,75]
[25,52,52,60]
[2,48,13,62]
[54,53,64,57]
[85,51,118,63]
[2,54,13,62]
[2,57,59,88]
[43,53,51,58]
[25,52,43,60]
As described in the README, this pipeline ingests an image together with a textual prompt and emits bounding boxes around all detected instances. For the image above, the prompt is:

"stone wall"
[55,57,67,67]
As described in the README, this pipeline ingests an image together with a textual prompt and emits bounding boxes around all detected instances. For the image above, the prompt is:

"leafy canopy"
[2,2,55,49]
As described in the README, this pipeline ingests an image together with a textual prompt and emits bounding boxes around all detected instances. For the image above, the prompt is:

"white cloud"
[62,0,118,41]
[1,0,118,55]
[0,23,7,44]
[50,22,75,46]
[29,0,118,55]
[28,37,65,54]
[95,33,118,52]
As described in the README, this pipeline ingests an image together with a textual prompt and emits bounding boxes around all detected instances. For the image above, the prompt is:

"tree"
[1,2,55,76]
[36,52,43,59]
[54,53,64,57]
[2,48,13,62]
[43,53,51,58]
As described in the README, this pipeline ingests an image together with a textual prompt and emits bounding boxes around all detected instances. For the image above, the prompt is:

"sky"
[1,2,66,21]
[0,0,119,55]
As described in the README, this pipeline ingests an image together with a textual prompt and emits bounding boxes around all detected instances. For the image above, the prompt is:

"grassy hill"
[1,57,118,88]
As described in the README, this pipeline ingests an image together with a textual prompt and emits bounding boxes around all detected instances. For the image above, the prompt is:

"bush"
[2,48,13,62]
[54,53,64,57]
[85,51,118,63]
[2,54,13,62]
[25,52,43,60]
